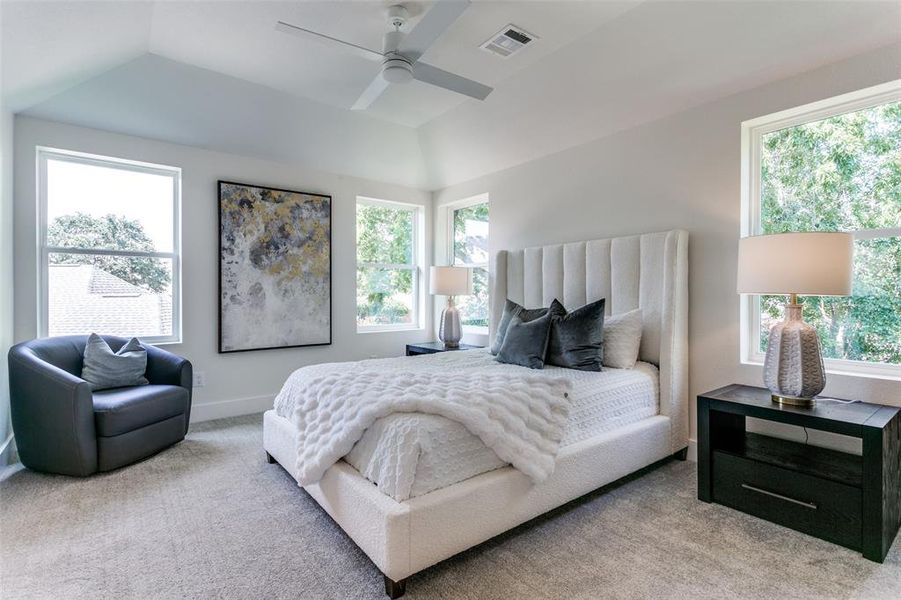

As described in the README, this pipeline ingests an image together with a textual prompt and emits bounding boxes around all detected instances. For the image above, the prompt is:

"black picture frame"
[218,180,332,353]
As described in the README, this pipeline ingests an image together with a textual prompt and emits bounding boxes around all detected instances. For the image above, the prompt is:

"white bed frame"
[263,229,689,598]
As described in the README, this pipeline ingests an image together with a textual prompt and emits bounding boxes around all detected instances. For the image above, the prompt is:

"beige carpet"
[1,414,899,599]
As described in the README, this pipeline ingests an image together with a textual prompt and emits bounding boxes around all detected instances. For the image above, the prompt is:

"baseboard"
[687,438,697,462]
[190,394,274,424]
[0,431,16,467]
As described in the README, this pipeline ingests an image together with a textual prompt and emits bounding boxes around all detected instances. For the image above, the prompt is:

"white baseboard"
[0,432,16,467]
[687,438,697,462]
[190,394,274,424]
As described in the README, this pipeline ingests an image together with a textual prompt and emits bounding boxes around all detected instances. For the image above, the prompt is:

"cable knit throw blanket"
[276,368,573,487]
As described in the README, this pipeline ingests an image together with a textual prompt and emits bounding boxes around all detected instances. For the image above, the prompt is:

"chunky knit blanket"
[276,367,572,487]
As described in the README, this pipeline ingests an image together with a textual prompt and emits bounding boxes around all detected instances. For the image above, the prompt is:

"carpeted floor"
[1,414,899,599]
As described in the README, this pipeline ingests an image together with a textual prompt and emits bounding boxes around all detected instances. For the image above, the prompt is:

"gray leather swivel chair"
[8,335,193,476]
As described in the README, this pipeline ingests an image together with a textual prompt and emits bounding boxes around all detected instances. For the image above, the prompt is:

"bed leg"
[673,447,688,461]
[265,452,276,464]
[384,576,407,599]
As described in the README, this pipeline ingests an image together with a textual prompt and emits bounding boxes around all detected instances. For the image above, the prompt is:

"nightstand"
[405,342,483,356]
[698,384,901,562]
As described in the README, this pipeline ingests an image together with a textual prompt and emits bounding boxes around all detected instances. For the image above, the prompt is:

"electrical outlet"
[192,371,206,388]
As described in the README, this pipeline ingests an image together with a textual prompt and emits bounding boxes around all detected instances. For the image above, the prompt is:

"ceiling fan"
[275,1,493,110]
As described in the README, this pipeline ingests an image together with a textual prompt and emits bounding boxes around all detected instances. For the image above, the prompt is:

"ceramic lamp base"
[438,298,462,349]
[763,301,825,407]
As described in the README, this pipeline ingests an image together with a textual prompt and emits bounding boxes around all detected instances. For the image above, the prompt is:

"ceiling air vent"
[480,24,537,59]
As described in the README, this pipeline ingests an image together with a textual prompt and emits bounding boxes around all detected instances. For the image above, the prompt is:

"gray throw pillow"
[546,298,606,371]
[496,312,554,369]
[491,299,552,355]
[81,334,149,390]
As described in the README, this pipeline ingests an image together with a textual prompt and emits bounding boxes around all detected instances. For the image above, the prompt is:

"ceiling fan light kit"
[276,1,494,110]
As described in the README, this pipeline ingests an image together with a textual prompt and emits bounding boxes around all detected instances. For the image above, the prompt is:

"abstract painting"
[219,181,331,353]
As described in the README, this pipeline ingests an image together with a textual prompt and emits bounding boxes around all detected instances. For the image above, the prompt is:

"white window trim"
[36,147,182,345]
[446,193,490,334]
[356,196,424,333]
[740,79,901,381]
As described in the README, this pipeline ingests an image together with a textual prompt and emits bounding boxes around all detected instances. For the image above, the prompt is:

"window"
[741,81,901,378]
[449,195,489,331]
[38,148,181,343]
[356,197,422,331]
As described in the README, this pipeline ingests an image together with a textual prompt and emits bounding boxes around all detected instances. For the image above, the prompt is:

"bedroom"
[1,0,900,598]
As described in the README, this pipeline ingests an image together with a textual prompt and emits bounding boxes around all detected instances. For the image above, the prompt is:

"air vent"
[480,24,537,58]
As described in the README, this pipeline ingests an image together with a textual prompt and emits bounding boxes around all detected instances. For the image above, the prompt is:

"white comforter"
[274,361,572,487]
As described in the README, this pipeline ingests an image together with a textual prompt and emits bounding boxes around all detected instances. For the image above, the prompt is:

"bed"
[263,229,689,598]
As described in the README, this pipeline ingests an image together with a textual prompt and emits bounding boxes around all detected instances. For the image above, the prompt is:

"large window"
[38,148,181,343]
[450,195,489,330]
[741,81,901,378]
[356,197,422,331]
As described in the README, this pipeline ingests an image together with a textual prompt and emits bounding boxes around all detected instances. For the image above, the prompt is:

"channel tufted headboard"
[490,229,689,453]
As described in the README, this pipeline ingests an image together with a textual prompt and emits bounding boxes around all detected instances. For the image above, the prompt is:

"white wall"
[0,107,14,464]
[433,44,901,454]
[13,116,434,421]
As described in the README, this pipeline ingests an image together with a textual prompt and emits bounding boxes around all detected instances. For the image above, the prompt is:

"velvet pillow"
[495,312,554,369]
[81,333,149,391]
[490,299,552,355]
[546,298,606,371]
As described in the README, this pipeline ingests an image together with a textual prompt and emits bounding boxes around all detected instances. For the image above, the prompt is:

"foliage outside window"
[744,87,901,374]
[356,198,421,330]
[39,148,181,343]
[452,200,489,329]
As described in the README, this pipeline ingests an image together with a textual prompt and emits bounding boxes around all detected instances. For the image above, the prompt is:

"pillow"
[490,299,553,355]
[602,309,643,369]
[81,334,149,390]
[546,298,606,371]
[496,312,554,369]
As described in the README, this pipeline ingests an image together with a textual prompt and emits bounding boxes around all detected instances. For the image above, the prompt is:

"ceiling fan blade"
[351,73,391,110]
[397,0,470,63]
[413,62,492,101]
[275,21,383,62]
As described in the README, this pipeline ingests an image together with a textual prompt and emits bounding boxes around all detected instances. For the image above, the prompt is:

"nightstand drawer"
[713,451,862,550]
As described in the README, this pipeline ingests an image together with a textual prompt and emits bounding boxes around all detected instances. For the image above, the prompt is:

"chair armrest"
[8,345,98,476]
[145,345,192,391]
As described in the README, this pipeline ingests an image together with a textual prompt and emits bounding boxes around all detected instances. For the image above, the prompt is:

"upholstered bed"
[263,229,688,598]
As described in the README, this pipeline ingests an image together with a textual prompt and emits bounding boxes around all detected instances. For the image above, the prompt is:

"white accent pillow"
[603,309,643,369]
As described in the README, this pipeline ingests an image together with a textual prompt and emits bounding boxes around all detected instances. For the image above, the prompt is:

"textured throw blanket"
[276,367,573,487]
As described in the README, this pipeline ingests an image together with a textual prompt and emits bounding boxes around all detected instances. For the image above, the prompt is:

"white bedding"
[274,348,659,501]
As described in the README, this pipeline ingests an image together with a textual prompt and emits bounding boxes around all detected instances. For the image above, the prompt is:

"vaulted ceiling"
[3,1,900,189]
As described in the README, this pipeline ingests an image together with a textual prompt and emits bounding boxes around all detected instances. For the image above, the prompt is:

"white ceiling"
[3,1,900,189]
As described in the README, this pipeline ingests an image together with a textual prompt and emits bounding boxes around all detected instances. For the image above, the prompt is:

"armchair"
[8,335,192,476]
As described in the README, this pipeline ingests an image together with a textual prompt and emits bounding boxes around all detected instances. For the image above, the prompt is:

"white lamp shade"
[737,232,853,296]
[430,266,472,296]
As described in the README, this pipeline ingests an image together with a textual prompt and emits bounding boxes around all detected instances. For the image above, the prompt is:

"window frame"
[355,196,424,333]
[739,79,901,380]
[446,193,490,334]
[37,146,183,345]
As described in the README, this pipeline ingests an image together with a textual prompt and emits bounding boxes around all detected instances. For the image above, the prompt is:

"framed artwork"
[218,181,332,353]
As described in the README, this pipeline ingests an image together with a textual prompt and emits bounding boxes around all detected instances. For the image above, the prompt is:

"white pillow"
[603,309,643,369]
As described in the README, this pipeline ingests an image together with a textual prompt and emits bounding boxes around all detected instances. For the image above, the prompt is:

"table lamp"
[430,266,472,348]
[737,232,853,407]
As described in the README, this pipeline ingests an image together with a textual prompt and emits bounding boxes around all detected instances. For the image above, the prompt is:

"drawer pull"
[741,483,818,510]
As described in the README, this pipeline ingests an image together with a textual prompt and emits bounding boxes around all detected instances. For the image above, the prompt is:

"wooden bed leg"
[265,452,276,464]
[384,576,407,599]
[673,447,688,461]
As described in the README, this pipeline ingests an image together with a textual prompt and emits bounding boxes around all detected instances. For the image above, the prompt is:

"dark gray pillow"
[496,312,554,369]
[491,299,552,355]
[81,334,149,390]
[546,298,606,371]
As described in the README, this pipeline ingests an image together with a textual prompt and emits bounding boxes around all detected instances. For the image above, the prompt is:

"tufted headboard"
[490,229,689,453]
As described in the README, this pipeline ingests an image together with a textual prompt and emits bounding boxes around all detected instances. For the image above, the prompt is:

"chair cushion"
[93,385,189,437]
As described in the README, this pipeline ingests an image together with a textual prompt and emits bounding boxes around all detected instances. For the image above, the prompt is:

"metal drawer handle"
[741,483,818,510]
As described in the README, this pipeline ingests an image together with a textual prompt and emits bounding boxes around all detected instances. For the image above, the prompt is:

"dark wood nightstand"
[698,384,901,562]
[405,342,483,356]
